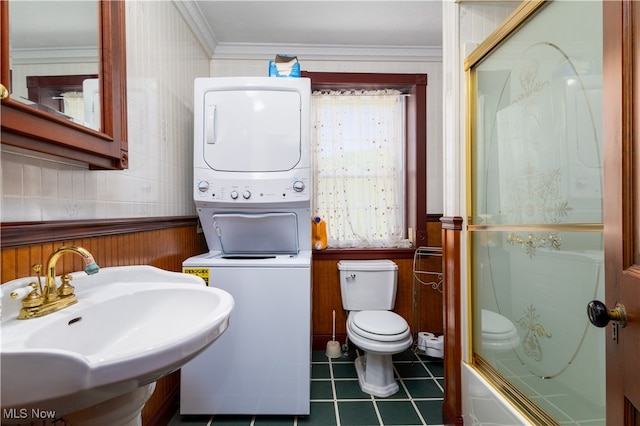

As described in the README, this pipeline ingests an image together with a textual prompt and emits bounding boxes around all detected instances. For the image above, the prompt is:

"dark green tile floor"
[169,348,444,426]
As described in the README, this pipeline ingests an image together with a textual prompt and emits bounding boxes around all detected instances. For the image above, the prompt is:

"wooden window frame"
[301,71,428,259]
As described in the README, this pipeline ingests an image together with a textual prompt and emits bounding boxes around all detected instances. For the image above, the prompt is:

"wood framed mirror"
[0,0,128,170]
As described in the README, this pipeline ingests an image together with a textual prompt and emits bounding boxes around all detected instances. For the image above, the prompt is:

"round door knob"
[587,300,627,328]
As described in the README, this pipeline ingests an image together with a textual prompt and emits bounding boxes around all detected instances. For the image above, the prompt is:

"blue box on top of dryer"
[269,54,300,77]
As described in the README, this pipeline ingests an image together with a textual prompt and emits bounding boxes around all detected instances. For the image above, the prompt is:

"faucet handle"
[58,274,75,297]
[10,283,43,308]
[10,283,37,300]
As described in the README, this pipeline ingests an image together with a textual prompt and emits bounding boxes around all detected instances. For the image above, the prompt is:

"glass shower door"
[466,1,604,424]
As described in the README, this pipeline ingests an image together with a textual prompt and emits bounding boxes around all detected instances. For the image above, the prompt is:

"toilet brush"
[326,310,342,358]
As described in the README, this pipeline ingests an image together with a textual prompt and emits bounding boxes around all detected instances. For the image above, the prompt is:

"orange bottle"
[312,216,327,250]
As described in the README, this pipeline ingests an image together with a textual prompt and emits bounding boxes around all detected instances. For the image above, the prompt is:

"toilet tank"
[338,260,398,310]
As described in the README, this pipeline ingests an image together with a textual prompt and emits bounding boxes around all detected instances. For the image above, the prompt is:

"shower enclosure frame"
[464,1,606,424]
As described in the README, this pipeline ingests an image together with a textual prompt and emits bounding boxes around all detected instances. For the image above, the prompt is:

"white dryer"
[182,77,312,415]
[193,77,311,206]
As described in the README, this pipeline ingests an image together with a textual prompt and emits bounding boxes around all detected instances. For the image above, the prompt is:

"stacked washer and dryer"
[181,77,312,415]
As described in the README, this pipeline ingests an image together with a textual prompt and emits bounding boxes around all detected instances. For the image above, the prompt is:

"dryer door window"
[202,90,302,172]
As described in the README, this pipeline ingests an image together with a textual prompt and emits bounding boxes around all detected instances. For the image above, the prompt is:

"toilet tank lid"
[338,259,398,271]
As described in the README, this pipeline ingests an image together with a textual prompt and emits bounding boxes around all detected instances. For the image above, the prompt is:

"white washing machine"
[181,77,312,415]
[181,251,311,415]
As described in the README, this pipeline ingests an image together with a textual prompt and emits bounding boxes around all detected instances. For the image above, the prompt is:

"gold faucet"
[10,246,100,319]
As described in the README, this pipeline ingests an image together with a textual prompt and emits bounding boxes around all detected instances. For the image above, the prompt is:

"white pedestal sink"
[1,265,234,424]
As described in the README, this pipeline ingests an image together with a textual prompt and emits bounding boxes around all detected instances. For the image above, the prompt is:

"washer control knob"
[242,190,252,199]
[230,190,239,199]
[197,180,209,193]
[293,180,305,192]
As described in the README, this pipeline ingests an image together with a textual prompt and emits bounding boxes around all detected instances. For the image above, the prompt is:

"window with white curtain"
[311,89,408,248]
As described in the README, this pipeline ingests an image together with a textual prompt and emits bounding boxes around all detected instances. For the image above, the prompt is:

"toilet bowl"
[347,311,413,397]
[481,309,520,351]
[338,259,411,397]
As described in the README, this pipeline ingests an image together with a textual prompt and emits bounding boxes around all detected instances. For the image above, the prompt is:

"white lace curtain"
[311,89,408,248]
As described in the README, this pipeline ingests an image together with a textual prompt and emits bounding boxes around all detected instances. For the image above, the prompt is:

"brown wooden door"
[602,1,640,424]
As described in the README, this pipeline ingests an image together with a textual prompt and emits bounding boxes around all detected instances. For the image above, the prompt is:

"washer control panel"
[195,175,308,203]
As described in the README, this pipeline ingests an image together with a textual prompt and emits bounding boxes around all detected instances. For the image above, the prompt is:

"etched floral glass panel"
[468,1,604,424]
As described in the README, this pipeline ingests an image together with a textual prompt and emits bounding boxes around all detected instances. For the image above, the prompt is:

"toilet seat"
[481,309,520,350]
[482,309,518,338]
[348,311,410,342]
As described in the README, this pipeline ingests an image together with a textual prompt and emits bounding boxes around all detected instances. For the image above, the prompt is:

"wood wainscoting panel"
[0,218,207,426]
[441,216,464,426]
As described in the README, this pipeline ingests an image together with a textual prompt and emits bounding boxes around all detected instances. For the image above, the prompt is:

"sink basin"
[1,265,233,422]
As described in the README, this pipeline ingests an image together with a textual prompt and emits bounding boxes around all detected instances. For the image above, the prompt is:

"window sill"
[310,247,417,260]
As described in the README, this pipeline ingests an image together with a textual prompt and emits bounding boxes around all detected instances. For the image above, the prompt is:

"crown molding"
[213,43,442,62]
[10,47,98,65]
[174,0,218,57]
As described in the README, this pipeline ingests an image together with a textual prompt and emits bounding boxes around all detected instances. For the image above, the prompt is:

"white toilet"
[481,309,520,351]
[338,259,413,397]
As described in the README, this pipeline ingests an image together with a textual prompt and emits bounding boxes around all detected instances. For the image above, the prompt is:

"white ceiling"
[181,1,443,60]
[10,1,98,49]
[196,1,441,46]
